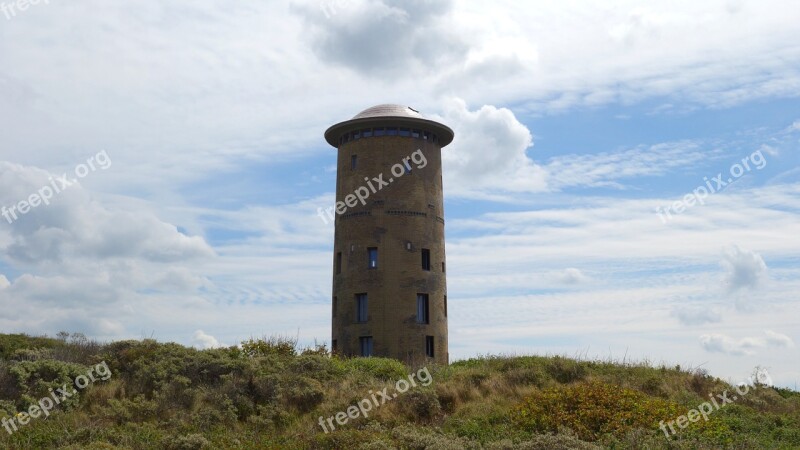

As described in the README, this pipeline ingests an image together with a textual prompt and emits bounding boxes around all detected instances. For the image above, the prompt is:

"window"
[406,241,412,251]
[333,296,337,317]
[399,128,410,137]
[425,336,435,358]
[417,294,429,324]
[412,129,421,138]
[356,293,368,322]
[360,336,373,357]
[332,339,338,353]
[363,128,373,138]
[442,261,446,273]
[353,130,361,140]
[421,249,431,271]
[336,252,342,274]
[423,131,430,141]
[351,155,357,170]
[374,127,386,136]
[386,127,398,136]
[368,247,378,269]
[444,295,448,317]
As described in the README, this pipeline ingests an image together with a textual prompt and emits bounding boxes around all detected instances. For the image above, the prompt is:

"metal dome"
[325,104,454,148]
[352,104,425,120]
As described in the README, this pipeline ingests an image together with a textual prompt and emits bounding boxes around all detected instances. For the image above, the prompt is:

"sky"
[0,0,799,388]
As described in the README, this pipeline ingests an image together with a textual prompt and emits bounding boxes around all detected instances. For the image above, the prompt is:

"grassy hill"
[0,333,798,449]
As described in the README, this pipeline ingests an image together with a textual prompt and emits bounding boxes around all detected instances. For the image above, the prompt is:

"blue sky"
[1,0,799,388]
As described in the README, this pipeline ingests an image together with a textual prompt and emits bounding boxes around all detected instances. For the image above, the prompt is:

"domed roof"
[352,104,425,120]
[325,104,454,148]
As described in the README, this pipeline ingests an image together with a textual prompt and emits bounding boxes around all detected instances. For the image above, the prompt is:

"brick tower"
[324,104,453,364]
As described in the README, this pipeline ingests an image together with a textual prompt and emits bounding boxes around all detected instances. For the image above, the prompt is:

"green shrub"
[513,381,682,441]
[343,358,408,381]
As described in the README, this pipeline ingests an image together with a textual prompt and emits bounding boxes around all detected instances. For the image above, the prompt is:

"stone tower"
[324,104,454,364]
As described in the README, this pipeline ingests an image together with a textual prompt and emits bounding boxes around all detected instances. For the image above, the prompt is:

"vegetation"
[0,333,798,449]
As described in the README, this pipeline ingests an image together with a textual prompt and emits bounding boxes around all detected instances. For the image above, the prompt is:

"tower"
[324,104,454,364]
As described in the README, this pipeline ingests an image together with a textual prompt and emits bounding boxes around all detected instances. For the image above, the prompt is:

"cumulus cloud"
[0,161,214,264]
[439,98,546,197]
[193,330,223,349]
[672,307,722,326]
[721,245,768,292]
[700,330,794,356]
[293,0,469,76]
[558,268,589,285]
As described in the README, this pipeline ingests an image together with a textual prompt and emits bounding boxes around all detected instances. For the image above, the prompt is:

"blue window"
[363,128,373,138]
[368,247,378,269]
[417,294,429,324]
[386,127,398,136]
[412,129,421,138]
[374,127,386,136]
[399,128,411,137]
[356,293,368,322]
[360,336,373,357]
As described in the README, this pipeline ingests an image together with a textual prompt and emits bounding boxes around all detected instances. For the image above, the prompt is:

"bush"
[343,358,408,381]
[513,381,682,441]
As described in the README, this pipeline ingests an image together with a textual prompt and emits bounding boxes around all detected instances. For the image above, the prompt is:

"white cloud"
[0,274,9,290]
[764,330,795,348]
[700,330,794,356]
[192,330,223,349]
[439,98,547,197]
[672,307,722,326]
[558,268,589,285]
[721,245,768,292]
[0,161,214,264]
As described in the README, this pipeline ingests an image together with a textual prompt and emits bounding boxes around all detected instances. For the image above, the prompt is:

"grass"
[0,333,797,449]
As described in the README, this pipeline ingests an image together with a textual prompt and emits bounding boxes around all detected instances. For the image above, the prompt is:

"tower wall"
[328,107,452,365]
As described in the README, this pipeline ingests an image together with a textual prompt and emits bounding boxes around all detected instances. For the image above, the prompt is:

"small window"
[336,252,342,274]
[356,293,368,322]
[351,155,357,170]
[432,134,438,144]
[444,295,447,317]
[421,249,431,271]
[399,128,411,137]
[368,247,378,269]
[374,127,386,136]
[425,336,434,358]
[442,261,446,273]
[417,294,429,324]
[353,130,361,140]
[332,339,338,353]
[412,129,421,138]
[423,131,430,141]
[386,127,398,136]
[360,336,373,357]
[333,296,337,317]
[363,128,373,138]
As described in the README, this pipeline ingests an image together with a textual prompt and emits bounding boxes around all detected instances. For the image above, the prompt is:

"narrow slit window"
[417,294,429,324]
[444,295,448,317]
[351,155,357,170]
[336,252,342,274]
[333,296,337,317]
[356,293,368,322]
[425,336,434,358]
[368,247,378,269]
[421,249,431,271]
[360,336,373,357]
